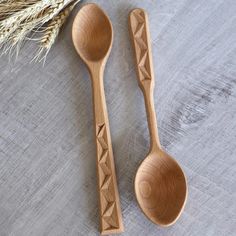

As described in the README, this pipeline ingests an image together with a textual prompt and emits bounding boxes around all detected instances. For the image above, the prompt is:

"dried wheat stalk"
[0,0,80,61]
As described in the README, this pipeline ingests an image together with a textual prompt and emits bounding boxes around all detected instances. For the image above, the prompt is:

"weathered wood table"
[0,0,235,235]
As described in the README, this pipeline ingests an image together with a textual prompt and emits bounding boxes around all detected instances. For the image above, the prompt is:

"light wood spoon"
[72,4,123,235]
[129,8,187,226]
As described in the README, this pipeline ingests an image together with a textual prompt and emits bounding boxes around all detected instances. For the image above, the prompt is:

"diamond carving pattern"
[96,123,119,231]
[130,10,152,82]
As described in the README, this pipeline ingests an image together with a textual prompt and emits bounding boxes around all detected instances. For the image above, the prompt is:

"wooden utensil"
[72,4,124,234]
[129,8,187,226]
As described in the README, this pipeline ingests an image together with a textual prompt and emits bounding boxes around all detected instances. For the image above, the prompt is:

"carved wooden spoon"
[129,8,187,226]
[72,4,123,234]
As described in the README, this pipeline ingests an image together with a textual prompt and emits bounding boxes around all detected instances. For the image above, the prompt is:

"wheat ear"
[0,0,73,45]
[34,0,79,62]
[0,0,79,61]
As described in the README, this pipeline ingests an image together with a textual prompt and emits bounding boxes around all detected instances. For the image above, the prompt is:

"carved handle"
[90,66,124,235]
[129,9,161,151]
[129,8,155,88]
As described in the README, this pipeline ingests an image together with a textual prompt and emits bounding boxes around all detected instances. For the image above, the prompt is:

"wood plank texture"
[0,0,236,235]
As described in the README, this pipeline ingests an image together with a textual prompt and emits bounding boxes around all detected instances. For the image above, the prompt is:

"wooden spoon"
[72,4,124,234]
[129,8,187,226]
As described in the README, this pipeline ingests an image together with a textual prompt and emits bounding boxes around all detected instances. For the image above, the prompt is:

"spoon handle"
[90,66,124,235]
[129,8,161,151]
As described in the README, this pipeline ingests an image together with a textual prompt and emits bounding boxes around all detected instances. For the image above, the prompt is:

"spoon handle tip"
[129,8,155,89]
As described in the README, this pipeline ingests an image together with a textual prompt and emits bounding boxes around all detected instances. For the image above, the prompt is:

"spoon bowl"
[135,150,187,226]
[72,3,112,63]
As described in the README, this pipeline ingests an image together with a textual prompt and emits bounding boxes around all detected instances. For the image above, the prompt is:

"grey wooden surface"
[0,0,236,235]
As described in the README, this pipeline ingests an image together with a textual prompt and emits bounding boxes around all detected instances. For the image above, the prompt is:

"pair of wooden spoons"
[72,3,187,235]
